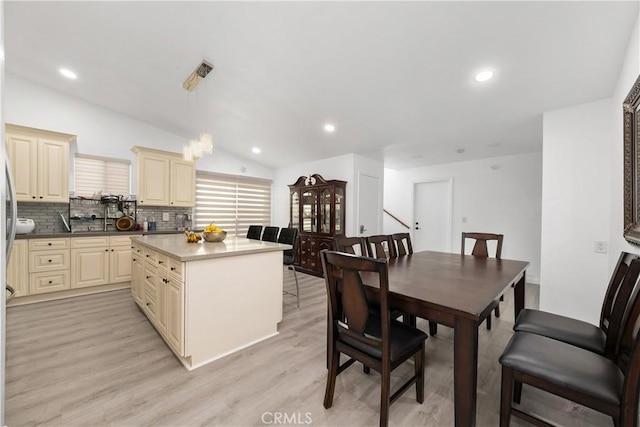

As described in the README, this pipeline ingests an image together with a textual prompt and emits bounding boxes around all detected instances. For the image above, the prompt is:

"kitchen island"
[130,234,291,370]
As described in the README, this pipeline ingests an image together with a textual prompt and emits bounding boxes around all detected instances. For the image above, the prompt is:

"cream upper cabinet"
[132,146,195,207]
[170,159,196,207]
[6,124,74,203]
[7,240,29,297]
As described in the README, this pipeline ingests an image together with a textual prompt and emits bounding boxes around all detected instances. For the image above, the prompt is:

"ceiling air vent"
[182,60,214,92]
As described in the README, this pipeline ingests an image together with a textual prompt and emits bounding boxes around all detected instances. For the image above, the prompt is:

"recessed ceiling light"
[456,148,465,154]
[252,147,261,154]
[323,123,336,133]
[59,68,78,80]
[474,70,494,82]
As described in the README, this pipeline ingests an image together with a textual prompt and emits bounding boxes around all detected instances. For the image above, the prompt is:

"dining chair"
[320,250,428,427]
[246,225,263,240]
[462,232,503,329]
[498,258,640,427]
[261,226,280,243]
[366,235,396,258]
[278,227,300,307]
[333,236,367,256]
[514,251,640,359]
[391,233,413,257]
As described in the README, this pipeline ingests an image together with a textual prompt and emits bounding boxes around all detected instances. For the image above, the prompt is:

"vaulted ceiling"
[4,1,638,169]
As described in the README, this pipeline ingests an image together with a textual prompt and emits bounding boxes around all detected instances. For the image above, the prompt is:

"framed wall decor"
[623,74,640,244]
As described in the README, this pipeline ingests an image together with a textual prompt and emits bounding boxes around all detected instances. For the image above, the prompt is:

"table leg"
[514,271,526,319]
[454,316,479,427]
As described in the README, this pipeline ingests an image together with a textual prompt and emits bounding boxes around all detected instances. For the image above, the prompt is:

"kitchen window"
[194,171,272,237]
[74,154,131,197]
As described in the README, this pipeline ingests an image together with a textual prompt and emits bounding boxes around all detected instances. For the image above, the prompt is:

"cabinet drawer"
[29,270,70,294]
[71,236,110,249]
[131,243,144,255]
[29,250,70,273]
[143,247,157,265]
[156,252,169,268]
[167,257,184,281]
[110,235,133,247]
[29,238,69,251]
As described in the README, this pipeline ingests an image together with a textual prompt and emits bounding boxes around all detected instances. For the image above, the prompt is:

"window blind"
[194,171,272,237]
[74,155,131,197]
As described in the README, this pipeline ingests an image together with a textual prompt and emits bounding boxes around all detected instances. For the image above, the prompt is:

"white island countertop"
[131,234,292,262]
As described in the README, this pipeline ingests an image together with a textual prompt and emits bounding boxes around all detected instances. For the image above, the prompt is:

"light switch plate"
[162,212,170,222]
[595,241,608,254]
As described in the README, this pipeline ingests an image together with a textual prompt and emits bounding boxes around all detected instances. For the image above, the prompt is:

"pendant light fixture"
[182,60,215,161]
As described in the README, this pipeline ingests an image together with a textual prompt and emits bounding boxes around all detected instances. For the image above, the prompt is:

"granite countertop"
[131,234,292,262]
[15,230,184,240]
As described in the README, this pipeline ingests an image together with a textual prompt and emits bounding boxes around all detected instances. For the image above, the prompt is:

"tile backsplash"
[16,202,192,234]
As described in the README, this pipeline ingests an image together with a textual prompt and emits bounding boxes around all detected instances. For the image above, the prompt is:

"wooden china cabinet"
[289,174,346,276]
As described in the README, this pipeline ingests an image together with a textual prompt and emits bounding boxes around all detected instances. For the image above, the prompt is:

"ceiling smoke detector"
[183,60,214,92]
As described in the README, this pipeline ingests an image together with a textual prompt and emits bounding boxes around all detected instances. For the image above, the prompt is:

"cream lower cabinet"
[7,240,29,297]
[71,237,110,288]
[132,246,184,356]
[71,236,133,288]
[28,238,70,294]
[109,236,133,283]
[131,252,144,306]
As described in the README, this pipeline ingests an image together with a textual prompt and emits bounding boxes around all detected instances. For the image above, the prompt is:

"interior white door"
[413,179,452,253]
[357,173,380,237]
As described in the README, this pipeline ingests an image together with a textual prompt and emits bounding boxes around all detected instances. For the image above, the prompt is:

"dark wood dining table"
[359,250,529,427]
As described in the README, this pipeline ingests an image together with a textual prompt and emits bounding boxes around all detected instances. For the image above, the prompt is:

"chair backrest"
[333,236,368,257]
[366,235,396,258]
[261,226,280,242]
[321,250,390,354]
[246,225,263,240]
[599,252,640,358]
[609,259,640,409]
[277,227,298,261]
[461,232,503,258]
[392,233,413,257]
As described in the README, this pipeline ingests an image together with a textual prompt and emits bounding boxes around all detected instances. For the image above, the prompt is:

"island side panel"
[184,250,284,368]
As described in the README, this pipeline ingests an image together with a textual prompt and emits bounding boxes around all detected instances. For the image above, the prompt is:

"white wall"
[541,98,614,322]
[4,74,274,193]
[384,152,542,283]
[539,12,640,325]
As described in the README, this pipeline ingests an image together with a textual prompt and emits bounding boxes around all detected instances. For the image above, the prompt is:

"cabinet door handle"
[170,267,176,271]
[132,258,136,262]
[158,261,163,264]
[146,276,151,279]
[48,259,52,263]
[146,254,150,258]
[32,196,36,199]
[48,280,52,284]
[105,249,109,252]
[48,243,52,246]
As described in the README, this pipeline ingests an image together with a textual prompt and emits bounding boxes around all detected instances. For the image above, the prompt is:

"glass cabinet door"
[320,189,331,234]
[302,190,317,233]
[290,191,300,229]
[335,187,344,234]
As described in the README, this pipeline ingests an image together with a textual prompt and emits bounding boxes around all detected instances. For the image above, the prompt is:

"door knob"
[360,225,367,234]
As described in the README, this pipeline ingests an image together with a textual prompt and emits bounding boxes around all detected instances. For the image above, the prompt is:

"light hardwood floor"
[6,272,614,426]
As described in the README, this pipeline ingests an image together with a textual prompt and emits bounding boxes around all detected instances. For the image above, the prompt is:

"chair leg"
[495,303,501,318]
[429,321,438,336]
[403,314,416,328]
[324,349,340,409]
[486,315,492,330]
[415,343,425,403]
[500,365,514,427]
[380,363,391,427]
[513,380,523,404]
[292,267,300,308]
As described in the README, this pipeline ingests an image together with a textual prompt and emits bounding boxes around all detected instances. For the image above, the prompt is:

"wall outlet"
[162,212,170,222]
[594,241,608,254]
